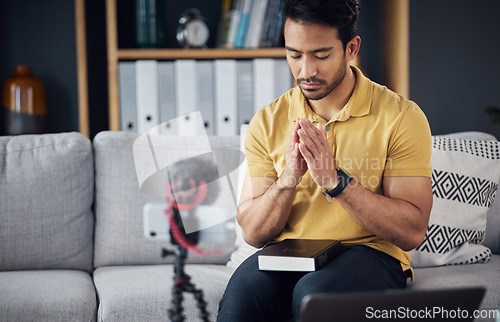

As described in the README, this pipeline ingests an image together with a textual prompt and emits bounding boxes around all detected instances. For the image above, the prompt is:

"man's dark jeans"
[217,245,408,321]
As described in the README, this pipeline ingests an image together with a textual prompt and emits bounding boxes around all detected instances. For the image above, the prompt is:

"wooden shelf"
[117,48,286,60]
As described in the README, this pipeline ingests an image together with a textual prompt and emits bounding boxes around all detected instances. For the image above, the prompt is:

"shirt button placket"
[325,122,335,159]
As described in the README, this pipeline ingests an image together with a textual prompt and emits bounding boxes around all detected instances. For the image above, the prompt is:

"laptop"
[299,287,486,322]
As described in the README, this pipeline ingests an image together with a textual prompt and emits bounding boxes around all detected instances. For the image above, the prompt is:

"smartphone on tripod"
[143,202,228,243]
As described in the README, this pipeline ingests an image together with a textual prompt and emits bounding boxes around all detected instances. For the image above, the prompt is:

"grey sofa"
[0,130,499,322]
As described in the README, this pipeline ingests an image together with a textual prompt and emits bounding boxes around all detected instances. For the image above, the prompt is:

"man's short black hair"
[282,0,360,49]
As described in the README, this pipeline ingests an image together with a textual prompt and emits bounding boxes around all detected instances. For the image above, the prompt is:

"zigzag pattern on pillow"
[432,170,498,207]
[416,224,486,255]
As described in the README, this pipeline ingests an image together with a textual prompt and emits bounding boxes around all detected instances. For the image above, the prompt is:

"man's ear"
[346,36,361,61]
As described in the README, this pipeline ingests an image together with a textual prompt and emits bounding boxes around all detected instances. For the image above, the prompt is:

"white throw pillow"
[409,134,500,267]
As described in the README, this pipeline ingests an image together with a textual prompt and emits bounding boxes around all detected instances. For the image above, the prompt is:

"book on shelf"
[226,0,244,48]
[235,0,253,48]
[260,0,284,48]
[245,0,269,48]
[218,0,285,49]
[258,239,342,272]
[216,0,233,48]
[272,0,285,47]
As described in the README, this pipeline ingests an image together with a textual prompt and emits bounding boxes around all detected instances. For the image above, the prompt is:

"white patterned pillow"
[409,133,500,267]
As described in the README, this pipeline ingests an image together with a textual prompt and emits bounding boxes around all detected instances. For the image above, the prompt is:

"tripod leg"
[181,282,210,321]
[193,287,210,322]
[168,283,185,322]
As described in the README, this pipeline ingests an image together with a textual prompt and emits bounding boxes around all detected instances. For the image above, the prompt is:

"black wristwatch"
[323,168,353,203]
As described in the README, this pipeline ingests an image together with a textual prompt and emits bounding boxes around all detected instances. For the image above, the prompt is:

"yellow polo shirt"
[244,66,432,273]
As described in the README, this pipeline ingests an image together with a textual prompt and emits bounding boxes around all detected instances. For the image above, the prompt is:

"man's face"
[284,19,348,101]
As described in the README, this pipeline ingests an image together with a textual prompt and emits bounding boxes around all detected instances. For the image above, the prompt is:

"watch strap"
[323,168,353,202]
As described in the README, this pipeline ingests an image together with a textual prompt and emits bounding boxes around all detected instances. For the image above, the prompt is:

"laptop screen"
[299,287,486,322]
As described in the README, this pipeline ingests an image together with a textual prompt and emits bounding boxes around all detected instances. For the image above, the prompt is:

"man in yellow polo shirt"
[218,0,432,321]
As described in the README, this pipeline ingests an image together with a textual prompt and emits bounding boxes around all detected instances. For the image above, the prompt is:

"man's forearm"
[237,176,297,248]
[335,177,432,251]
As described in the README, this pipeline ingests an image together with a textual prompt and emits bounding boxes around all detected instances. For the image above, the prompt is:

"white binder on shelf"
[275,58,293,97]
[214,59,238,136]
[196,60,216,135]
[175,59,200,136]
[118,61,137,132]
[158,61,177,135]
[237,60,254,132]
[135,60,160,133]
[253,58,276,113]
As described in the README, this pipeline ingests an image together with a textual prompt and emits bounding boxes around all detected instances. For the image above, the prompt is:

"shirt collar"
[288,65,372,123]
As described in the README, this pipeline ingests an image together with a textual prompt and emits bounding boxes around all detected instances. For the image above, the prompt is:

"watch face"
[185,19,209,47]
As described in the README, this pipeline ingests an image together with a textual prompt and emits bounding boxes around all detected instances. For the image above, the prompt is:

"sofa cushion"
[0,132,94,272]
[411,255,500,311]
[484,196,500,254]
[410,133,500,267]
[93,131,239,267]
[94,264,234,321]
[0,270,97,321]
